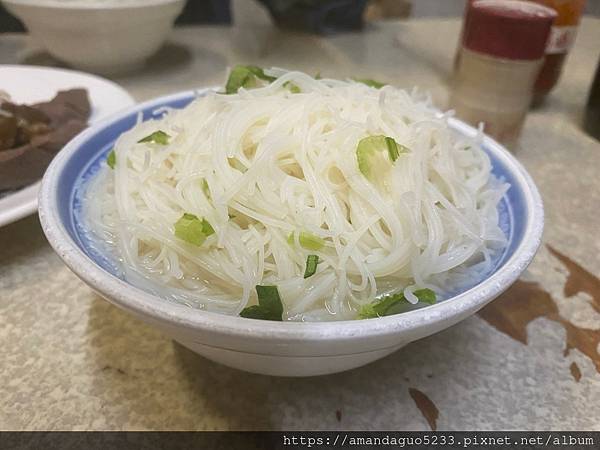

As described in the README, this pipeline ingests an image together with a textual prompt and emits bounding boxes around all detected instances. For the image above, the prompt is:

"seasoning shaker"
[450,0,556,148]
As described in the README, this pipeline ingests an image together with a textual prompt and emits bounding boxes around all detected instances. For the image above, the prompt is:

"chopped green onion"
[356,135,408,180]
[299,232,325,250]
[354,78,386,89]
[225,65,276,94]
[358,293,402,319]
[226,66,252,94]
[358,288,436,319]
[247,65,277,82]
[304,254,319,278]
[138,130,170,145]
[174,213,213,246]
[288,231,325,251]
[237,305,265,320]
[385,136,400,162]
[201,179,210,199]
[284,81,301,93]
[413,288,436,304]
[201,218,215,236]
[107,149,116,169]
[240,285,283,321]
[357,304,377,320]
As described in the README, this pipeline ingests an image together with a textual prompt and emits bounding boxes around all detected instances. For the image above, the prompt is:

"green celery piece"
[240,285,283,321]
[174,213,210,246]
[354,78,386,89]
[288,231,325,251]
[107,149,116,169]
[356,135,408,180]
[303,254,319,278]
[358,288,436,319]
[225,65,276,94]
[138,130,170,145]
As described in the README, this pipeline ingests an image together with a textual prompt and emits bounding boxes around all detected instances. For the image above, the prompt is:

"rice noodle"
[83,70,508,321]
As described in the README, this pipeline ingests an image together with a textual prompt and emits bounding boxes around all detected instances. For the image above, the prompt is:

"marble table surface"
[1,17,599,431]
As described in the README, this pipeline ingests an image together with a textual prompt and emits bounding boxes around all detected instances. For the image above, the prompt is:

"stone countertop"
[1,18,599,431]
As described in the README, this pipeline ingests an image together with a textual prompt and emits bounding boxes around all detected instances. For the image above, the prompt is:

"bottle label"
[546,26,579,54]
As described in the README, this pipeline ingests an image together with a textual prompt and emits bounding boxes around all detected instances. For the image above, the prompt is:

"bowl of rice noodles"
[39,68,544,376]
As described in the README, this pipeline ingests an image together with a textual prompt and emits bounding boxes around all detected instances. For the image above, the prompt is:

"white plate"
[0,65,135,227]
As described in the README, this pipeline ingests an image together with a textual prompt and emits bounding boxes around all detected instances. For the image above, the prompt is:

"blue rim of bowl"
[39,89,544,343]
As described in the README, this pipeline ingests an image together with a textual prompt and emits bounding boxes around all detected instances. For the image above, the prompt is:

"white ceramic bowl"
[3,0,185,75]
[39,90,544,377]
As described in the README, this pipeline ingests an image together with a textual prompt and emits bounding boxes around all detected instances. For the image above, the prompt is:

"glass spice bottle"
[450,1,557,148]
[529,0,587,104]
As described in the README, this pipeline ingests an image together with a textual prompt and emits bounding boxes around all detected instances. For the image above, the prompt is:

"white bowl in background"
[39,90,544,377]
[3,0,185,75]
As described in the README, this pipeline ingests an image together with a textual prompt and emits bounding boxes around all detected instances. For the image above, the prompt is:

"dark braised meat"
[0,89,90,190]
[0,102,51,151]
[0,113,18,150]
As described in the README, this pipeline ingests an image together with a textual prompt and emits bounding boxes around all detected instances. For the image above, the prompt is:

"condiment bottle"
[529,0,587,104]
[584,59,600,141]
[449,0,556,148]
[453,0,476,71]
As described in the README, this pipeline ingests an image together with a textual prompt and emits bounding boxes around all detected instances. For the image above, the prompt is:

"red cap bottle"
[464,1,557,60]
[450,1,556,149]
